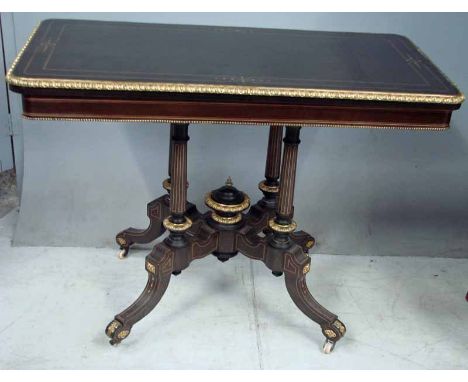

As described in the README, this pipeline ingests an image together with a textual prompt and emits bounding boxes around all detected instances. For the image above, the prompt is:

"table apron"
[21,96,453,129]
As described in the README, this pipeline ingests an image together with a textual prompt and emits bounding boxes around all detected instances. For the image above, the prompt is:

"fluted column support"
[269,126,301,247]
[258,125,284,208]
[163,123,191,247]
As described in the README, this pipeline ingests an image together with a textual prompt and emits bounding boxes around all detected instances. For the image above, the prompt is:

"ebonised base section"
[106,124,346,354]
[106,185,345,354]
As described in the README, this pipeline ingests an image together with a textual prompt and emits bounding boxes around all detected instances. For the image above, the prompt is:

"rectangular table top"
[7,19,464,129]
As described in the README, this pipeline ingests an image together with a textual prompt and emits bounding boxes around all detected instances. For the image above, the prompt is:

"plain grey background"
[0,23,14,173]
[1,13,467,257]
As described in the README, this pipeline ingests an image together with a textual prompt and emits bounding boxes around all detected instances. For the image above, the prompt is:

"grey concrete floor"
[0,169,18,219]
[0,209,467,369]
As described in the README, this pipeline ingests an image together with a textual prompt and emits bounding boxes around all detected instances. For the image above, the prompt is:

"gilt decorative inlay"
[146,262,156,274]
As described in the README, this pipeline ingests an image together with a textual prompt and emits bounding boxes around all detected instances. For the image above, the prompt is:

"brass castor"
[105,319,131,345]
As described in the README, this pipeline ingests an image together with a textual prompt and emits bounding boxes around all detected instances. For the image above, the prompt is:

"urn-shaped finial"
[205,179,250,226]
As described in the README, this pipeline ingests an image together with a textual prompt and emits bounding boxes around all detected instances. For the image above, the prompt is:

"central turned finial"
[204,178,250,262]
[205,180,250,225]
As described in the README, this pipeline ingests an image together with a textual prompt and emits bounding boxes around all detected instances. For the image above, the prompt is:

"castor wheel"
[109,331,131,346]
[105,319,121,340]
[272,271,283,277]
[118,247,129,259]
[110,339,120,346]
[172,270,182,276]
[116,236,132,259]
[323,339,336,354]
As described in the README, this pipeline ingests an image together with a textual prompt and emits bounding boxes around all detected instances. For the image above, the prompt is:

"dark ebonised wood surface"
[7,19,464,128]
[9,19,462,96]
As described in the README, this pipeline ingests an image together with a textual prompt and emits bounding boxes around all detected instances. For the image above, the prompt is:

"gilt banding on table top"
[7,19,464,128]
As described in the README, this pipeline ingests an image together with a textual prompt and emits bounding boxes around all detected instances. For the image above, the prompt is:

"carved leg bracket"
[115,197,201,258]
[106,221,218,345]
[283,247,346,353]
[106,243,174,345]
[115,122,201,259]
[115,195,170,258]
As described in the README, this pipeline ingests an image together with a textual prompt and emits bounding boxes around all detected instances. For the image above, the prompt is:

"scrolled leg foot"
[291,230,315,253]
[105,319,132,345]
[283,247,346,351]
[106,244,174,345]
[115,196,171,258]
[321,319,346,353]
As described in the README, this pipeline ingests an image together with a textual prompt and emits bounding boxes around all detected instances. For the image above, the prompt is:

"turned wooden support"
[269,126,301,245]
[261,125,283,191]
[257,125,284,210]
[168,124,175,180]
[169,123,189,219]
[162,124,175,193]
[265,125,283,183]
[162,124,192,245]
[277,126,300,219]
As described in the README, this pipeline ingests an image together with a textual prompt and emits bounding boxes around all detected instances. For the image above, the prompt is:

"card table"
[7,19,464,353]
